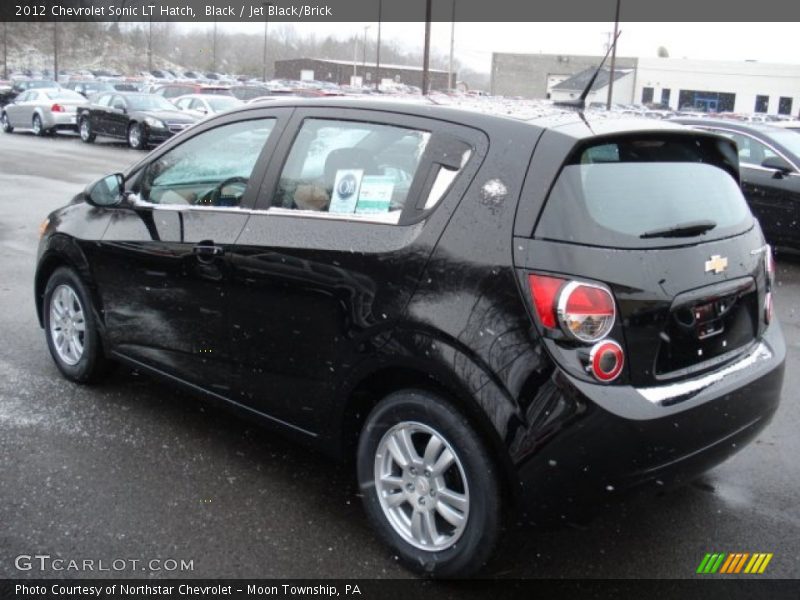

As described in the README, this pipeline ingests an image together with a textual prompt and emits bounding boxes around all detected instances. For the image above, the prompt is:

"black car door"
[225,108,486,433]
[87,93,113,135]
[89,108,291,391]
[108,95,130,138]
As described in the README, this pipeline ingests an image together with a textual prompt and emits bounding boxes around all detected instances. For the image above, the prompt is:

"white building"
[492,53,800,116]
[633,57,800,115]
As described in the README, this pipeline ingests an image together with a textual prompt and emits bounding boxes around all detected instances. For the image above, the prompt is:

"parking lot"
[0,129,798,580]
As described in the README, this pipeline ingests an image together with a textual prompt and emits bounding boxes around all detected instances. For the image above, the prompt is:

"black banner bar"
[2,580,800,600]
[3,0,800,22]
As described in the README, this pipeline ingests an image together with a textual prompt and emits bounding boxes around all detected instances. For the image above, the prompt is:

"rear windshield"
[535,135,753,248]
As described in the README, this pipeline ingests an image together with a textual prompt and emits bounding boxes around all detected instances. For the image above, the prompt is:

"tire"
[127,122,146,150]
[357,390,503,577]
[32,113,45,136]
[43,267,111,383]
[79,117,95,143]
[1,112,13,133]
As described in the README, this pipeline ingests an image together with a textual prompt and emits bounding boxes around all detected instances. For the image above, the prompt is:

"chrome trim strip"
[636,342,773,405]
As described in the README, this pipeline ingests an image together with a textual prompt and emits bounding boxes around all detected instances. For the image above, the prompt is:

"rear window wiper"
[639,220,717,239]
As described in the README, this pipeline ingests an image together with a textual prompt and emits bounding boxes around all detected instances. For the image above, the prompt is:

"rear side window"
[535,134,753,248]
[273,119,431,223]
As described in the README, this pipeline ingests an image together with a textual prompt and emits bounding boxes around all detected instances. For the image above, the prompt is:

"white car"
[172,94,243,119]
[1,88,85,135]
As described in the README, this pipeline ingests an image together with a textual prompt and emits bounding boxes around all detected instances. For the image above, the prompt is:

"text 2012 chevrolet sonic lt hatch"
[35,98,785,576]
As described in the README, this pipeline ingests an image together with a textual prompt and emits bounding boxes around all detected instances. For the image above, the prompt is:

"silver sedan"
[1,88,86,136]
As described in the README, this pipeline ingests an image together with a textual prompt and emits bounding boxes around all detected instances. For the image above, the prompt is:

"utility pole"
[147,19,153,73]
[212,19,218,73]
[375,0,382,91]
[448,0,456,90]
[606,0,621,110]
[352,35,357,83]
[3,22,8,80]
[362,25,370,76]
[422,0,432,95]
[262,3,270,82]
[53,22,58,82]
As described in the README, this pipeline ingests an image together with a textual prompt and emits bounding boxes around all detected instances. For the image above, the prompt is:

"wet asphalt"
[0,130,798,581]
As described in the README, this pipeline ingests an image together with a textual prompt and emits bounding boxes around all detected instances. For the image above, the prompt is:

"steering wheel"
[205,176,249,207]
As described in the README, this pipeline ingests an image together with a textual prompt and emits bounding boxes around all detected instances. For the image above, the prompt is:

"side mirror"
[761,155,793,176]
[86,173,125,207]
[113,104,126,113]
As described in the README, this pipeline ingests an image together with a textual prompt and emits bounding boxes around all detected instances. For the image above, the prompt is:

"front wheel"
[79,117,95,143]
[1,112,13,133]
[43,267,111,383]
[127,122,146,150]
[357,390,503,577]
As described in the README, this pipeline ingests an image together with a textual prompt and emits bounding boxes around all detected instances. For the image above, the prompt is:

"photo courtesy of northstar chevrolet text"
[0,0,798,594]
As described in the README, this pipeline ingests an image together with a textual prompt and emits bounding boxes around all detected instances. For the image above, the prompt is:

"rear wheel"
[32,113,45,136]
[357,390,503,577]
[1,112,13,133]
[79,117,95,143]
[43,267,111,383]
[127,122,146,150]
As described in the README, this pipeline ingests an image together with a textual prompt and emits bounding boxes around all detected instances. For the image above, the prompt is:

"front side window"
[713,130,778,167]
[274,118,431,223]
[136,118,276,207]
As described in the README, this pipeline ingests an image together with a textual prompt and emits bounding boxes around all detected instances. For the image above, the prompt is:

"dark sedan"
[77,92,197,149]
[673,118,800,250]
[35,100,784,577]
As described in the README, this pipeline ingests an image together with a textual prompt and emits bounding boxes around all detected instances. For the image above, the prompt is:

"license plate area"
[655,277,758,379]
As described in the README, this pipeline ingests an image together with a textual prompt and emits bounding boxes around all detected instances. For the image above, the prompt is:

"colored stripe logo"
[696,552,773,574]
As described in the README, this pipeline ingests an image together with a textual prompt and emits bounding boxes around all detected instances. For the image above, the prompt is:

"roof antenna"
[555,30,622,110]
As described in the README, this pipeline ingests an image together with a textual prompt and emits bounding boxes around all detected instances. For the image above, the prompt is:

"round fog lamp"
[589,340,624,383]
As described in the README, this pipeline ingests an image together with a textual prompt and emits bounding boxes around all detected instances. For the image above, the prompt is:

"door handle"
[193,242,224,260]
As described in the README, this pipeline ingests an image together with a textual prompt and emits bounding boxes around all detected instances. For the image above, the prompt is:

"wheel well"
[339,365,517,500]
[35,255,77,326]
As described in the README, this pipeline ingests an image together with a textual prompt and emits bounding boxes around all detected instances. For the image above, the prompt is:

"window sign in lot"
[0,131,798,579]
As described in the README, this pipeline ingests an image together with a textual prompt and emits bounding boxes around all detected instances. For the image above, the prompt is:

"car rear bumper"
[514,322,785,521]
[44,111,79,129]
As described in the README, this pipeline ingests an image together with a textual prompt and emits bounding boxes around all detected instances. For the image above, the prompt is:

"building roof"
[552,67,632,92]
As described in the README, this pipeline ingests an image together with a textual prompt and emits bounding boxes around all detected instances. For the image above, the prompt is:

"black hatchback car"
[673,118,800,250]
[77,92,197,149]
[35,99,785,576]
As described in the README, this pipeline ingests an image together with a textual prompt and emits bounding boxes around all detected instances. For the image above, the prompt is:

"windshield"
[535,135,752,248]
[126,95,176,111]
[207,96,240,111]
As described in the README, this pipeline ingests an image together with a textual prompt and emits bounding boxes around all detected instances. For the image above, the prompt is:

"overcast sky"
[183,22,799,72]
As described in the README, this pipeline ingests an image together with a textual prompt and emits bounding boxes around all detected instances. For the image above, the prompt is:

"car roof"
[215,96,691,140]
[670,117,786,134]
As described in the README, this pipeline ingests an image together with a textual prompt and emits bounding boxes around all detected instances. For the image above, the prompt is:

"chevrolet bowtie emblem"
[705,255,728,274]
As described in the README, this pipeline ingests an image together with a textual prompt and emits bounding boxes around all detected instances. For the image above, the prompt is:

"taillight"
[764,245,775,324]
[589,340,624,382]
[50,103,65,112]
[529,275,617,342]
[557,281,616,342]
[528,274,565,329]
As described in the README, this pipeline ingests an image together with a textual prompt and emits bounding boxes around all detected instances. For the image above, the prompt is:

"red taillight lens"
[765,245,775,291]
[50,103,65,113]
[589,340,624,382]
[557,282,616,342]
[765,291,773,324]
[528,274,565,329]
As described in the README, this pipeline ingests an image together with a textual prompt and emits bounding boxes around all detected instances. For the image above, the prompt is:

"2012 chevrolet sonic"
[35,98,785,577]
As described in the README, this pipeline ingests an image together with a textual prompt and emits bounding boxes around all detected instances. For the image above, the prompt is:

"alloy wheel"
[32,115,42,135]
[128,125,141,148]
[48,284,86,366]
[374,421,470,552]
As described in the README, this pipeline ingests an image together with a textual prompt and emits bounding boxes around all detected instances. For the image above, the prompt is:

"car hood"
[131,109,196,123]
